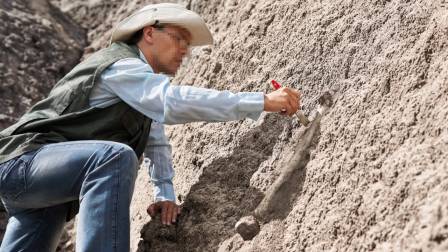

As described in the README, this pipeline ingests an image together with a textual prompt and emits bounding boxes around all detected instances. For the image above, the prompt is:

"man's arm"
[90,58,266,125]
[91,57,299,125]
[144,121,180,225]
[145,121,175,202]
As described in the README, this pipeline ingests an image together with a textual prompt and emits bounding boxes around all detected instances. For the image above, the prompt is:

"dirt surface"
[142,1,448,251]
[50,0,180,54]
[2,0,448,251]
[0,0,86,129]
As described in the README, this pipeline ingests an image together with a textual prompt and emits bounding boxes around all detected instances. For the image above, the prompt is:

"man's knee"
[76,141,138,182]
[107,143,139,176]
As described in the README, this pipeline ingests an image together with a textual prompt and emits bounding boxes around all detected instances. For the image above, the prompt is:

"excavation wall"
[139,1,448,251]
[2,0,448,251]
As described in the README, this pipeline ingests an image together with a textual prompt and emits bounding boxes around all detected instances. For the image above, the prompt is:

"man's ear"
[142,26,155,44]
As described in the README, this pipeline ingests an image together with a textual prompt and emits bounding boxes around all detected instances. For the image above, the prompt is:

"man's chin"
[168,66,180,75]
[160,67,178,76]
[165,70,177,76]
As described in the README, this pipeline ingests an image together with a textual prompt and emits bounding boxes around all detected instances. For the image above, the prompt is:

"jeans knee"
[111,144,138,178]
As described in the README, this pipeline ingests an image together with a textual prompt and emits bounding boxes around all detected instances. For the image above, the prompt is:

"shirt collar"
[138,48,155,73]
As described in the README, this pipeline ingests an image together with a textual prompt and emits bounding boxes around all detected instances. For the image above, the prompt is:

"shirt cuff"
[237,92,264,120]
[153,181,176,202]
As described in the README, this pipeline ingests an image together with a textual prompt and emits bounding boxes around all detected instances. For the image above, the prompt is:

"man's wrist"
[263,94,269,111]
[153,182,176,202]
[154,196,176,202]
[237,92,264,112]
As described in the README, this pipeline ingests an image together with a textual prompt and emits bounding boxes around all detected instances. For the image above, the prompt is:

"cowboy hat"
[110,3,213,46]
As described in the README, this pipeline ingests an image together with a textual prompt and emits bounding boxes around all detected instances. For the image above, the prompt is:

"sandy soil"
[2,0,448,251]
[144,1,448,251]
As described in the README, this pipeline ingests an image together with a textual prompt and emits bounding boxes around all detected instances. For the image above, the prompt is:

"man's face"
[149,25,192,75]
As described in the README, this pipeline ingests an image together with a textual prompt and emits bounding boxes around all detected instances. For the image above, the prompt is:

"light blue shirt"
[89,50,264,202]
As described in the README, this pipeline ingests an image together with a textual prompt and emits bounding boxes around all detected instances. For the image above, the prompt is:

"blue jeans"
[0,140,139,252]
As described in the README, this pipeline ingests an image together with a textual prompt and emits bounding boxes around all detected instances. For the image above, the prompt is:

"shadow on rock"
[236,92,333,240]
[138,114,288,252]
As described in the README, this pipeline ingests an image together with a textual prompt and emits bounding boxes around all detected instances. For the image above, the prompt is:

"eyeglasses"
[155,28,190,50]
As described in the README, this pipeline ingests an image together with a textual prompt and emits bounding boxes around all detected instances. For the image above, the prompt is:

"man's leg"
[0,204,68,252]
[74,142,139,252]
[0,140,139,252]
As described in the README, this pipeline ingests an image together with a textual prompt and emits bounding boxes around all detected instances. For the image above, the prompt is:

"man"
[0,3,300,251]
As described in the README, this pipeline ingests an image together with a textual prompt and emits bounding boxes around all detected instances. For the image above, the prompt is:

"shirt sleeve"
[90,57,265,125]
[144,121,176,202]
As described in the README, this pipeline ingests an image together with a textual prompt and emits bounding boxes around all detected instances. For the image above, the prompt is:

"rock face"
[2,0,448,252]
[0,0,86,129]
[140,1,448,251]
[50,0,180,53]
[143,1,448,251]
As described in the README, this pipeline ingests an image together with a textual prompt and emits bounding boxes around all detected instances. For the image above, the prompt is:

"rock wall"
[50,0,181,53]
[0,0,86,129]
[2,0,448,251]
[139,1,448,251]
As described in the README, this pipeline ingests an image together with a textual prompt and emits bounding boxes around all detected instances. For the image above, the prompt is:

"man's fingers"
[147,204,155,217]
[293,92,300,108]
[172,206,178,223]
[283,88,300,116]
[289,97,299,115]
[280,96,294,116]
[281,88,299,112]
[161,202,168,225]
[148,201,181,225]
[286,89,300,108]
[282,87,299,98]
[287,87,300,97]
[147,205,152,216]
[166,203,174,226]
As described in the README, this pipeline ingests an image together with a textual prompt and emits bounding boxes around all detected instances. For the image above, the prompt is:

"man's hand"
[147,201,181,225]
[264,87,300,117]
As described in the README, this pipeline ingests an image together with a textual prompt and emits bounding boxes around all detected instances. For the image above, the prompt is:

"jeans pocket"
[0,158,27,200]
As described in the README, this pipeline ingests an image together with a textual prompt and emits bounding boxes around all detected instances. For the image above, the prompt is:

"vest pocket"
[54,90,76,115]
[0,158,27,200]
[44,85,76,115]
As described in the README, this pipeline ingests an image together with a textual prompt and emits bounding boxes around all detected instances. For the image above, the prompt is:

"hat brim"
[110,4,213,46]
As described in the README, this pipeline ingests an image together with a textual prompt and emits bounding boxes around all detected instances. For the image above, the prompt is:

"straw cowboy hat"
[110,3,213,46]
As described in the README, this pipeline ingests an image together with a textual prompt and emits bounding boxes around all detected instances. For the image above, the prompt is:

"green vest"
[0,42,152,164]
